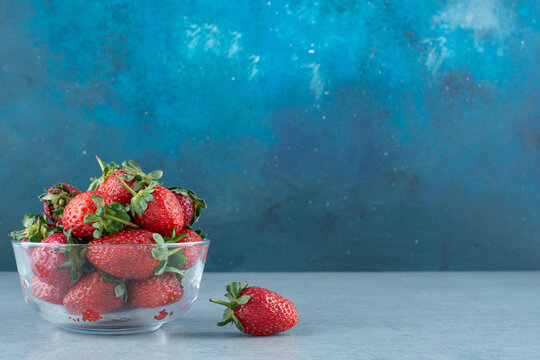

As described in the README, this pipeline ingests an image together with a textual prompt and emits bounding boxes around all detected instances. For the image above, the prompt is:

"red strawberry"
[97,170,136,206]
[62,191,112,238]
[116,180,186,237]
[175,228,205,269]
[30,233,71,287]
[88,156,121,191]
[62,191,136,239]
[92,158,162,205]
[63,272,125,316]
[177,193,194,224]
[128,273,183,308]
[9,214,57,243]
[210,282,298,336]
[135,186,185,236]
[32,276,68,305]
[86,229,161,279]
[168,187,207,226]
[40,183,81,225]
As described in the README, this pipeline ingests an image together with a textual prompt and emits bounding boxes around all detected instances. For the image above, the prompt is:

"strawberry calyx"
[53,229,88,285]
[185,227,207,239]
[113,174,156,217]
[9,214,59,242]
[168,187,207,225]
[39,184,79,222]
[152,232,188,276]
[97,270,128,301]
[83,194,138,238]
[88,156,121,191]
[209,282,253,331]
[121,160,162,191]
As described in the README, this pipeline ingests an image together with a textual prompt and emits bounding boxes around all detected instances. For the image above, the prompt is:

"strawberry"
[31,276,69,305]
[87,229,188,279]
[168,187,207,225]
[87,156,121,191]
[9,214,58,242]
[210,282,298,336]
[62,191,137,239]
[128,272,183,308]
[30,232,85,287]
[63,271,126,316]
[86,229,161,279]
[91,157,162,205]
[174,228,206,269]
[133,186,185,236]
[39,183,81,225]
[114,176,185,237]
[97,170,136,205]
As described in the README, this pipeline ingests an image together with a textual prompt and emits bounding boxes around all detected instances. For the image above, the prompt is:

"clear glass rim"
[11,239,211,247]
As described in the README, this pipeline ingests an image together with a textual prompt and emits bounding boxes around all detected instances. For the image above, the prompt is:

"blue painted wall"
[1,0,539,271]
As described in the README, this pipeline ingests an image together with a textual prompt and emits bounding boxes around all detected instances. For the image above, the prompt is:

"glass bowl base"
[61,323,162,335]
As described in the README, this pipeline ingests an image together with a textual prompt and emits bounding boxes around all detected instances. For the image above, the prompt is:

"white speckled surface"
[1,272,539,359]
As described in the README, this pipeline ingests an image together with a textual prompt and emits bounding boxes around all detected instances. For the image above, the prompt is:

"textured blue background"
[1,0,539,271]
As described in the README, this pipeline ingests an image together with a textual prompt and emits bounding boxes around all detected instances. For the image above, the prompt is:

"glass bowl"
[11,239,210,334]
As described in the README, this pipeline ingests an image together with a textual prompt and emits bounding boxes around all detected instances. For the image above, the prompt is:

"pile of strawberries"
[10,157,207,321]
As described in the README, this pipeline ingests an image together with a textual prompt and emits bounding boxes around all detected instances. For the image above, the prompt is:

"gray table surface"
[0,271,539,360]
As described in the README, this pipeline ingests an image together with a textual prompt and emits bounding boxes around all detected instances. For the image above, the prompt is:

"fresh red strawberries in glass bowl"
[10,157,209,334]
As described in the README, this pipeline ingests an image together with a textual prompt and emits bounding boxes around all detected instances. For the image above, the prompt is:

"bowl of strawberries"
[10,157,209,334]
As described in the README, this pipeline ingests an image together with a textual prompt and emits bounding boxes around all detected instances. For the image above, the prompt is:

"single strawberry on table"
[63,271,126,318]
[62,191,137,239]
[39,183,81,225]
[210,282,298,336]
[31,276,69,305]
[128,272,183,308]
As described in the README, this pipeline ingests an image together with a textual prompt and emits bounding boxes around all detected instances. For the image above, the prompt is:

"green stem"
[105,214,138,227]
[168,248,182,256]
[96,155,105,173]
[209,299,231,307]
[114,174,138,196]
[36,216,43,235]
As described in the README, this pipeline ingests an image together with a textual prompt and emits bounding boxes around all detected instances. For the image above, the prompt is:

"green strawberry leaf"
[153,233,165,244]
[217,318,232,327]
[148,170,163,180]
[83,213,98,224]
[229,282,242,298]
[90,194,105,208]
[114,283,126,299]
[163,266,183,275]
[235,295,252,305]
[231,315,244,331]
[108,202,124,212]
[154,261,167,275]
[168,251,186,269]
[21,214,37,228]
[152,247,169,261]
